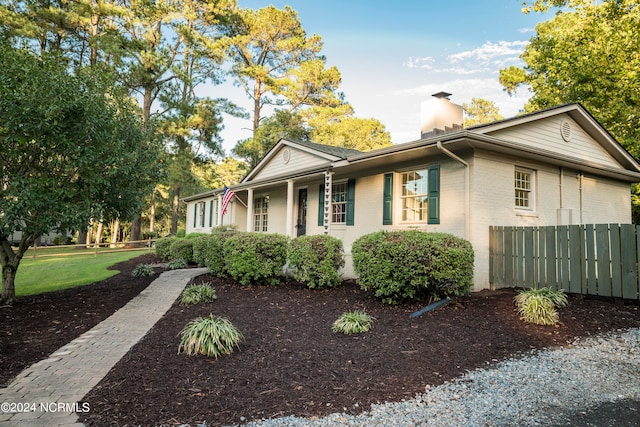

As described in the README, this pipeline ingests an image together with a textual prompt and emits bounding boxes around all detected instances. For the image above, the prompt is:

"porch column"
[217,194,223,226]
[286,180,294,237]
[246,188,254,232]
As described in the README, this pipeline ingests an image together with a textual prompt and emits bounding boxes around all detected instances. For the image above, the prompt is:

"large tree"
[0,44,162,305]
[500,0,640,157]
[462,98,504,127]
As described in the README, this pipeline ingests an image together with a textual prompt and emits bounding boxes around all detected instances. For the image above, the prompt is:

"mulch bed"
[2,259,640,426]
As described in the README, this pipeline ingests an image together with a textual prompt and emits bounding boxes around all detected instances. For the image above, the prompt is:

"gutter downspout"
[436,141,470,239]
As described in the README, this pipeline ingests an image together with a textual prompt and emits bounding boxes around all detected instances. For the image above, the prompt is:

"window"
[383,165,439,225]
[209,199,218,227]
[515,168,534,209]
[253,196,269,232]
[401,170,429,222]
[198,202,206,227]
[332,182,347,224]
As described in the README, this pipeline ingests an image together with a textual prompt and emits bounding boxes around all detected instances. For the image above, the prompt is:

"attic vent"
[560,120,572,142]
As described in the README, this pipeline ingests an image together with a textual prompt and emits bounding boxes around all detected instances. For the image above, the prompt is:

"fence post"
[620,224,637,299]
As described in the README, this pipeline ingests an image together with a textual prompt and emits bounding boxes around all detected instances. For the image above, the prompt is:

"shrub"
[169,238,193,263]
[178,314,243,357]
[167,258,188,270]
[332,310,374,335]
[352,230,474,305]
[288,235,345,288]
[202,230,237,276]
[180,282,217,305]
[155,237,175,261]
[176,229,186,238]
[131,264,154,277]
[515,287,568,326]
[223,232,288,285]
[191,235,211,267]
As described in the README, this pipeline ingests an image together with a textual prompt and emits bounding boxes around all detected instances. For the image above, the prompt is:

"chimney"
[420,92,464,139]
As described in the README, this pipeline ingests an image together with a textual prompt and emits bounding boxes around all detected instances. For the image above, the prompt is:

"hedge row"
[156,230,474,304]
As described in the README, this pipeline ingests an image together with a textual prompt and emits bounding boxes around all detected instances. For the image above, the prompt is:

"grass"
[15,250,146,296]
[332,310,374,335]
[178,314,243,357]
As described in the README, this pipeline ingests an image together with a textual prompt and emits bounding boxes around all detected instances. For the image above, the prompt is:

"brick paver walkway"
[0,267,208,427]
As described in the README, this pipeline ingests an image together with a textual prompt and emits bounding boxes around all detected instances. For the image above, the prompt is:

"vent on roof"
[560,120,572,142]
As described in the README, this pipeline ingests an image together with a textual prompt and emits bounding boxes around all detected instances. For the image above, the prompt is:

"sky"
[206,1,560,154]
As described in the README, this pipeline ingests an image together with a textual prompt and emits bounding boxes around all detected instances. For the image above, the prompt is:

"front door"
[296,188,308,236]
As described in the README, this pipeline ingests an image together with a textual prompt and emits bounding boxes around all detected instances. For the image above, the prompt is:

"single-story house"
[183,97,640,291]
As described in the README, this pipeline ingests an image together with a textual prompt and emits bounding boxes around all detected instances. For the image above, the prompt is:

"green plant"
[167,258,188,270]
[332,310,374,335]
[223,232,288,285]
[169,238,194,264]
[202,230,237,276]
[155,237,175,261]
[515,287,568,326]
[131,264,154,278]
[191,235,210,267]
[288,235,345,288]
[178,314,243,357]
[180,282,217,305]
[352,230,474,305]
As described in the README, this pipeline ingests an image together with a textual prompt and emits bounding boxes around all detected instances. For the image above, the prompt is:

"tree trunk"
[110,219,120,248]
[150,189,156,233]
[95,221,104,249]
[171,186,181,235]
[129,215,142,246]
[1,264,17,306]
[77,229,87,246]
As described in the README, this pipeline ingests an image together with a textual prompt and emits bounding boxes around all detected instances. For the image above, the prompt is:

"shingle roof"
[290,139,363,158]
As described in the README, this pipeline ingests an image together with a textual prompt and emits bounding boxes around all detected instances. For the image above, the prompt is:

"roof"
[292,139,362,158]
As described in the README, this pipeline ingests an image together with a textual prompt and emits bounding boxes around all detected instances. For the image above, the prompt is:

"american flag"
[221,186,235,216]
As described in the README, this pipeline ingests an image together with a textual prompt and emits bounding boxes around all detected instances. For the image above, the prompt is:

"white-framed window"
[331,182,347,224]
[515,167,535,210]
[209,199,218,227]
[253,195,269,232]
[400,169,429,222]
[198,202,206,227]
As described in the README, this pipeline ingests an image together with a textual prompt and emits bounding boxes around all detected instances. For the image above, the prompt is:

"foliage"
[180,282,217,305]
[0,43,162,304]
[132,264,154,278]
[191,235,211,267]
[499,0,640,158]
[178,314,243,357]
[167,258,189,270]
[352,231,474,305]
[223,233,288,285]
[169,239,194,264]
[288,235,345,289]
[202,230,237,276]
[514,287,568,326]
[462,98,504,127]
[332,310,374,335]
[155,237,176,261]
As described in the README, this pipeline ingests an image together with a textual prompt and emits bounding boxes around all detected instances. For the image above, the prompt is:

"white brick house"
[184,103,640,290]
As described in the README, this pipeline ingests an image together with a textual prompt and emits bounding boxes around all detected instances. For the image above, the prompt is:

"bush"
[515,287,568,326]
[178,314,243,357]
[202,230,237,276]
[180,282,217,305]
[169,238,193,263]
[176,229,186,238]
[132,264,154,277]
[155,237,175,261]
[191,235,211,267]
[352,230,474,305]
[332,310,374,335]
[167,258,188,270]
[223,232,288,285]
[288,234,345,288]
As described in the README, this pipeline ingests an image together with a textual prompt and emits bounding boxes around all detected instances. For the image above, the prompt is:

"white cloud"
[448,40,528,63]
[405,56,435,69]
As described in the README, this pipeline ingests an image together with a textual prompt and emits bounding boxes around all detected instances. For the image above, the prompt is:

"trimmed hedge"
[192,235,211,267]
[352,230,474,305]
[155,237,176,261]
[202,230,237,276]
[288,234,345,288]
[223,232,288,285]
[169,238,194,263]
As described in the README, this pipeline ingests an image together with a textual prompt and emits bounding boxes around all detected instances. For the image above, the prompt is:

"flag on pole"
[221,185,235,216]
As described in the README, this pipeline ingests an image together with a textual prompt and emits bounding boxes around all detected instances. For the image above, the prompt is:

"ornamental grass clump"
[167,258,189,270]
[131,264,154,277]
[515,287,568,326]
[332,310,374,335]
[178,314,243,357]
[180,282,217,305]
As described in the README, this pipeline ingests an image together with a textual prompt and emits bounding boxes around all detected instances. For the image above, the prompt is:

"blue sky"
[210,1,559,154]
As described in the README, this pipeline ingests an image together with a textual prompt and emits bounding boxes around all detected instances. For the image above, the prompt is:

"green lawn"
[15,250,149,296]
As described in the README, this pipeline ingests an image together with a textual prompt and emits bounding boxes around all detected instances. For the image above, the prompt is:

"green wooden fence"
[489,224,640,300]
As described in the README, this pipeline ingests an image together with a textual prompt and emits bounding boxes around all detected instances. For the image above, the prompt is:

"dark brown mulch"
[0,253,164,386]
[77,274,640,427]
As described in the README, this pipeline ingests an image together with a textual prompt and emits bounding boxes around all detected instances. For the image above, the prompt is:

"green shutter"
[383,173,393,225]
[346,179,355,226]
[193,203,197,227]
[428,165,440,224]
[317,184,325,226]
[209,200,213,227]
